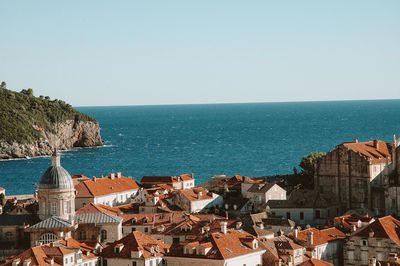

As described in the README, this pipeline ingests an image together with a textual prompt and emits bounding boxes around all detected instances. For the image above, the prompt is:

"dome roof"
[39,165,74,189]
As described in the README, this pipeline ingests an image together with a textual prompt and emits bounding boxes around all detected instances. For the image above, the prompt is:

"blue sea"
[1,100,400,195]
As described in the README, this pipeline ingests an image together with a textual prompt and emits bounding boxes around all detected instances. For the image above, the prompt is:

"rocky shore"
[0,120,103,159]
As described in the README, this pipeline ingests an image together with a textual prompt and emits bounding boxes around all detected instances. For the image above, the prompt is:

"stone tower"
[37,149,75,221]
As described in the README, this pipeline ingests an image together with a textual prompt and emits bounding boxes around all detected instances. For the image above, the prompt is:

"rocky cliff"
[0,83,103,159]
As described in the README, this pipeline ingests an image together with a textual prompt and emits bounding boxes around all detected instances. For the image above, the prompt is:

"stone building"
[26,150,76,246]
[315,139,392,214]
[343,216,400,265]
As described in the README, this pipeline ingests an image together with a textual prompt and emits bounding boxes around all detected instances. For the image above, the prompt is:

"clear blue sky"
[1,1,399,106]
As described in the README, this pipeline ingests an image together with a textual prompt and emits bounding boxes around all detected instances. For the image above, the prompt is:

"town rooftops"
[289,227,346,246]
[140,174,194,185]
[298,258,334,266]
[27,216,74,230]
[101,231,170,259]
[342,139,392,164]
[333,214,374,232]
[247,183,276,193]
[75,174,139,198]
[267,189,332,209]
[75,212,123,224]
[353,215,400,245]
[212,175,264,188]
[178,187,213,201]
[3,244,74,266]
[168,228,265,260]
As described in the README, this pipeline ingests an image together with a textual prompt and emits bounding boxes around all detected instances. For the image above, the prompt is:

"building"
[262,216,296,236]
[26,150,76,247]
[244,183,286,212]
[259,235,306,266]
[267,189,339,227]
[2,242,98,266]
[315,139,392,214]
[343,216,400,265]
[290,227,346,266]
[140,174,195,190]
[172,187,223,213]
[165,222,265,266]
[101,231,170,266]
[74,173,140,209]
[240,212,275,240]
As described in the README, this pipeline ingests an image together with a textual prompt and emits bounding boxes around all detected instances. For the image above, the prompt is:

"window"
[348,251,354,261]
[79,231,86,240]
[132,262,137,266]
[38,233,59,245]
[145,227,149,233]
[300,212,304,220]
[70,257,73,263]
[65,258,68,264]
[315,210,321,219]
[132,227,136,232]
[286,212,291,219]
[64,201,69,214]
[327,209,330,217]
[173,237,180,244]
[50,202,57,216]
[101,230,107,242]
[361,251,368,262]
[103,260,107,266]
[362,239,367,246]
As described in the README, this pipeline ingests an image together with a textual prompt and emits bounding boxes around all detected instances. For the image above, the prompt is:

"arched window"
[100,230,107,242]
[38,233,59,245]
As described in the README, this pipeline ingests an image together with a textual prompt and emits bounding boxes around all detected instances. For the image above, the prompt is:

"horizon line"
[74,98,400,108]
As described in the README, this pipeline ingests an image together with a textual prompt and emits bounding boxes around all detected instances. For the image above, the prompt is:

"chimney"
[117,172,121,178]
[258,222,264,230]
[197,191,202,199]
[389,253,398,264]
[110,173,115,180]
[221,222,227,234]
[51,149,60,167]
[294,228,298,239]
[236,221,242,229]
[369,230,374,237]
[374,140,379,149]
[352,225,357,232]
[368,258,376,266]
[353,139,358,143]
[274,259,282,266]
[92,176,97,182]
[307,231,314,247]
[191,173,194,179]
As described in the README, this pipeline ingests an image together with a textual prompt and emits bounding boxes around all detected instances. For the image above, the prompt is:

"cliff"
[0,83,103,159]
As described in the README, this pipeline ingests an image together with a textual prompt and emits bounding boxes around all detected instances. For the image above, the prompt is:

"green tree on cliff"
[0,81,6,90]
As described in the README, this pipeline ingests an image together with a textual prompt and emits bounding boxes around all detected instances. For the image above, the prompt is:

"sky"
[1,1,400,106]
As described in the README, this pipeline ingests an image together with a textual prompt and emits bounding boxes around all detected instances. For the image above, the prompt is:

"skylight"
[225,248,233,253]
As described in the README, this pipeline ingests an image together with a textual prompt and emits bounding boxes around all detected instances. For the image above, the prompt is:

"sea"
[1,100,400,195]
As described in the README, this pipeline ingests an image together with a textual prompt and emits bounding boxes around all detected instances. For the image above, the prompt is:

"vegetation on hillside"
[0,81,96,144]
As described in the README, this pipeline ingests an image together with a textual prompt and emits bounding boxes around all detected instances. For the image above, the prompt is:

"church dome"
[38,150,74,189]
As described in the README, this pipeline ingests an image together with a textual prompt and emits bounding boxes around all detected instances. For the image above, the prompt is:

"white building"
[74,173,140,209]
[172,187,223,213]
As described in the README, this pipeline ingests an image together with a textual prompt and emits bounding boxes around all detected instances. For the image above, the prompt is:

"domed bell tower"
[37,149,75,222]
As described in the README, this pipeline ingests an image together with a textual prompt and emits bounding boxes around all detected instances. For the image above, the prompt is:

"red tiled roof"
[3,245,74,266]
[101,231,170,259]
[141,174,193,185]
[168,228,264,260]
[75,175,139,197]
[179,187,213,202]
[343,140,392,164]
[0,187,5,191]
[299,258,334,266]
[76,203,120,216]
[354,216,400,245]
[290,227,346,246]
[212,175,264,188]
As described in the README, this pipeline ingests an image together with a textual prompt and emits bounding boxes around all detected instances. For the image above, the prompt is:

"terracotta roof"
[0,187,5,191]
[178,187,213,202]
[290,227,346,246]
[342,140,392,164]
[298,258,334,266]
[3,244,74,266]
[76,203,120,216]
[101,231,170,259]
[247,183,276,193]
[212,175,264,188]
[75,175,139,197]
[353,216,400,245]
[168,228,264,260]
[58,238,100,253]
[141,174,194,185]
[334,214,374,231]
